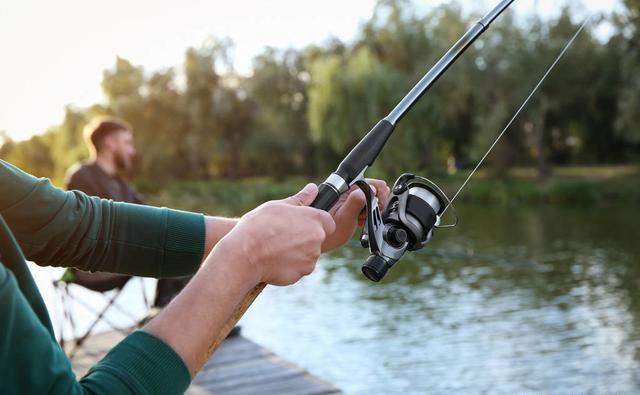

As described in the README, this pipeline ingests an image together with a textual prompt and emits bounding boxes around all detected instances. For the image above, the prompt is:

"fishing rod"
[207,0,593,357]
[310,0,516,282]
[205,0,519,358]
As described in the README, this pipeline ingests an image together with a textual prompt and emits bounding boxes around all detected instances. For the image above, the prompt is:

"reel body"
[358,173,454,282]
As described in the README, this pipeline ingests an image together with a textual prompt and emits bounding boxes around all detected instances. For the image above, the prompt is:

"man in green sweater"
[0,159,389,394]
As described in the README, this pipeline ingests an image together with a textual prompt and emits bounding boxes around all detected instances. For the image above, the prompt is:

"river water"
[32,203,640,394]
[240,204,640,394]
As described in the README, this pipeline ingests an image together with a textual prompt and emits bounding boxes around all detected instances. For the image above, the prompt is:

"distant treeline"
[1,0,640,184]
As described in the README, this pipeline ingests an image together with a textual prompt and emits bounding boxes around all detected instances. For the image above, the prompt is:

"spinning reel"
[356,174,456,282]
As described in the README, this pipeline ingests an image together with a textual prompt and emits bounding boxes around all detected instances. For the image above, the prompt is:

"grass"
[141,165,640,215]
[142,177,309,216]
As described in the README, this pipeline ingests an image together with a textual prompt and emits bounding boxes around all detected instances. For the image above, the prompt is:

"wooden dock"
[68,330,341,395]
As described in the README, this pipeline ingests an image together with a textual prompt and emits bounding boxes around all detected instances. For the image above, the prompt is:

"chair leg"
[67,290,124,359]
[140,277,150,310]
[54,279,151,359]
[54,282,67,350]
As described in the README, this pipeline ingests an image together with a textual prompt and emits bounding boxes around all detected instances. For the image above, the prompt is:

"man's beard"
[114,152,132,173]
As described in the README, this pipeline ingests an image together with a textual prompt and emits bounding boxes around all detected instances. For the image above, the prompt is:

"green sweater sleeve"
[0,159,200,394]
[0,159,204,277]
[0,263,191,395]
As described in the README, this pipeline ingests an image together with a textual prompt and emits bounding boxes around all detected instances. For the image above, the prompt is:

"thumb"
[282,183,318,206]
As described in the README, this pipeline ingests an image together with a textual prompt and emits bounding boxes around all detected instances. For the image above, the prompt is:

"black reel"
[357,173,456,282]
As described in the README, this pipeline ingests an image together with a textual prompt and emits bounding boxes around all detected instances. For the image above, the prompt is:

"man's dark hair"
[83,117,132,153]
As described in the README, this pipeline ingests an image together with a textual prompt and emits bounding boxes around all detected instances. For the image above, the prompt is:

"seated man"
[0,159,389,394]
[66,117,188,308]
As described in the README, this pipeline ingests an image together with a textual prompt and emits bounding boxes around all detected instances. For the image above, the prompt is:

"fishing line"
[442,12,594,214]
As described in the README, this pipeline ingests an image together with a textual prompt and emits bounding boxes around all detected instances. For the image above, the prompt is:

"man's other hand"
[322,178,390,252]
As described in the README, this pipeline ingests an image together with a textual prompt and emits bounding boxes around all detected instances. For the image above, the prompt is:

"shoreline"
[141,165,640,215]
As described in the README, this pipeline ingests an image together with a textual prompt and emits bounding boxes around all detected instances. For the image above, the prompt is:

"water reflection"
[241,204,640,394]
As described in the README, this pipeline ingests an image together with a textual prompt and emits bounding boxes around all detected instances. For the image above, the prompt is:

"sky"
[0,0,620,141]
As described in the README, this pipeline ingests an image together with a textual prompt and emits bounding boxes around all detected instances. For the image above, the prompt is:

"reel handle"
[362,254,390,282]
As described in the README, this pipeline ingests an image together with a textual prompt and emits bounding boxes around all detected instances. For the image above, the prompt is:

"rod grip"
[310,183,340,212]
[205,283,266,359]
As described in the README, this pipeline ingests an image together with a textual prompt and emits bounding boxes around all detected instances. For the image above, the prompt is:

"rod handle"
[310,183,340,211]
[206,181,336,357]
[205,282,266,357]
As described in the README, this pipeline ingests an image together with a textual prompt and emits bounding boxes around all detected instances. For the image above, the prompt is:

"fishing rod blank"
[311,0,516,212]
[386,0,515,125]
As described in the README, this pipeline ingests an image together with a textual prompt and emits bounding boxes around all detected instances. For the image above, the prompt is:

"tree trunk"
[535,106,551,182]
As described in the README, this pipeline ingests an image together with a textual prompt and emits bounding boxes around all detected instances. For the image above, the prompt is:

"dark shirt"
[66,162,144,204]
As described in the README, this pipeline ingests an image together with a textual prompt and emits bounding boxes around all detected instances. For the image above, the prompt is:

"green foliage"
[3,134,54,178]
[145,178,306,216]
[1,0,639,186]
[615,1,640,145]
[243,48,314,176]
[145,167,640,215]
[309,48,404,154]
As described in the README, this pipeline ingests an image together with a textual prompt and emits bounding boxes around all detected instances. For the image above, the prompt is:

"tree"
[3,134,54,178]
[616,0,640,148]
[243,48,313,176]
[3,0,638,184]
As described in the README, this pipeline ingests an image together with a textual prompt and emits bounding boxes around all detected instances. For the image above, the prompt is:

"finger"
[340,187,367,222]
[358,210,367,227]
[365,179,391,212]
[366,178,390,202]
[282,183,318,206]
[316,210,336,235]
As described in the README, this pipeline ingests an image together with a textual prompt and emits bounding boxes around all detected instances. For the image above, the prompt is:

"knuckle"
[318,211,332,223]
[315,227,326,240]
[311,208,326,219]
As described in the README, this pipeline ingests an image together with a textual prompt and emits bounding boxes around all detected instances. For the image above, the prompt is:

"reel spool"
[357,173,456,282]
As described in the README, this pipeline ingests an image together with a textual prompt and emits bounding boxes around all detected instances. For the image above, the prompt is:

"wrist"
[208,235,261,289]
[203,216,239,258]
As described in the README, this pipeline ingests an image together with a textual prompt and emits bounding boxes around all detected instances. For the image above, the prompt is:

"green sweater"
[0,160,205,395]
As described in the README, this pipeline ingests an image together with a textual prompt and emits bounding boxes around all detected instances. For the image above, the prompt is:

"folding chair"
[53,269,151,359]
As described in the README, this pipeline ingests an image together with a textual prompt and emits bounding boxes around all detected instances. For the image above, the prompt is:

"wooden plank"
[198,360,306,390]
[217,374,340,395]
[69,330,342,394]
[195,356,303,385]
[201,338,273,368]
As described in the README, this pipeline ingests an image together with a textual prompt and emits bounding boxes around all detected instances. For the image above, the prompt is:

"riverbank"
[141,165,640,215]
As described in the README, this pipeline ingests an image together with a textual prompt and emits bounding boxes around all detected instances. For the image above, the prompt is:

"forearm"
[144,237,256,376]
[143,184,338,377]
[1,161,206,277]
